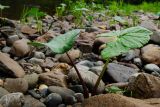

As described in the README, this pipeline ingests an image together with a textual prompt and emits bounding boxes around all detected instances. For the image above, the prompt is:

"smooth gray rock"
[144,64,160,73]
[69,85,83,93]
[133,58,142,67]
[107,63,138,82]
[34,52,45,59]
[90,66,103,76]
[74,93,84,103]
[28,90,41,99]
[7,35,19,45]
[28,58,44,65]
[122,49,140,61]
[2,47,11,53]
[48,86,76,105]
[68,67,105,93]
[0,92,24,107]
[77,60,94,68]
[44,93,62,107]
[0,87,9,98]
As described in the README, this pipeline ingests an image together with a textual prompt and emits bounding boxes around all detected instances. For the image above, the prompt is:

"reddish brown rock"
[0,52,25,78]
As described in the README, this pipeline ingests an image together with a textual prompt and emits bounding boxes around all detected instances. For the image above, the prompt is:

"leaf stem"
[66,52,89,98]
[92,58,110,95]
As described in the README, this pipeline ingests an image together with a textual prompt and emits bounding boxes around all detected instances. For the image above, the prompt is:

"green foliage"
[97,26,152,59]
[56,3,66,18]
[20,7,46,33]
[105,86,125,94]
[0,4,9,17]
[29,29,80,54]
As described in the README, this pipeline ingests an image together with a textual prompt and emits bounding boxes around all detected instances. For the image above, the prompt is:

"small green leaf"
[98,26,153,59]
[29,29,80,54]
[0,4,9,10]
[105,86,124,93]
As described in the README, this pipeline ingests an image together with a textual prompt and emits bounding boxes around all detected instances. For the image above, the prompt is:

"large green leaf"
[97,26,153,59]
[29,29,80,54]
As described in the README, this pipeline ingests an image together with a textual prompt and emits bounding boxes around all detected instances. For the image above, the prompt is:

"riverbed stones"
[39,72,68,87]
[107,63,138,82]
[0,52,25,77]
[11,39,31,57]
[24,73,39,88]
[48,86,77,105]
[0,92,24,107]
[44,93,62,107]
[141,44,160,65]
[128,73,160,98]
[0,87,9,98]
[144,64,160,73]
[23,95,46,107]
[68,67,105,93]
[34,52,45,59]
[4,78,28,93]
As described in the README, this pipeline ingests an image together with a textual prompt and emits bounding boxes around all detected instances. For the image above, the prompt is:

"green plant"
[56,3,66,18]
[0,4,9,17]
[92,26,153,94]
[29,29,89,98]
[20,7,46,33]
[105,86,125,94]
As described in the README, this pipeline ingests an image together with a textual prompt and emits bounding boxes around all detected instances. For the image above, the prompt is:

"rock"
[128,73,160,98]
[34,52,45,59]
[89,66,103,76]
[58,49,81,64]
[11,39,31,57]
[74,93,84,103]
[65,15,74,22]
[38,84,48,97]
[74,94,154,107]
[39,72,68,87]
[21,25,37,35]
[0,79,3,86]
[4,78,28,93]
[77,60,94,68]
[121,49,140,61]
[24,73,39,88]
[107,63,138,82]
[133,58,142,67]
[28,58,44,65]
[94,61,104,66]
[144,64,160,73]
[144,98,160,107]
[28,90,41,99]
[69,85,84,93]
[0,52,25,77]
[44,93,62,107]
[0,92,24,107]
[48,86,77,104]
[58,104,65,107]
[0,87,9,98]
[41,57,55,68]
[32,65,43,74]
[2,47,11,53]
[76,32,96,53]
[140,20,160,44]
[7,35,19,45]
[141,44,160,65]
[23,95,46,107]
[68,67,105,93]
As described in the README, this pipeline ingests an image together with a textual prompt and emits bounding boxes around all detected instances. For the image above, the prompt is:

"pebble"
[24,73,39,88]
[2,46,11,53]
[69,85,84,93]
[0,92,24,107]
[7,34,19,45]
[34,51,45,59]
[23,95,46,107]
[44,93,62,107]
[28,58,44,65]
[89,66,103,76]
[4,78,28,93]
[28,90,41,99]
[107,63,138,82]
[0,87,9,98]
[11,39,30,57]
[133,58,142,67]
[74,93,84,102]
[144,64,160,73]
[0,79,3,86]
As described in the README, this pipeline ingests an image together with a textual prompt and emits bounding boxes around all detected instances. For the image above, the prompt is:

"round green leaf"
[98,26,153,59]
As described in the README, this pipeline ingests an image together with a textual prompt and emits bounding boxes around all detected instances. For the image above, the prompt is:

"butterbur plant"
[92,26,153,94]
[29,29,89,98]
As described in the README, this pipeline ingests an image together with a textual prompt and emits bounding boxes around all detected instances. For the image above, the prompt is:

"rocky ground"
[0,11,160,107]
